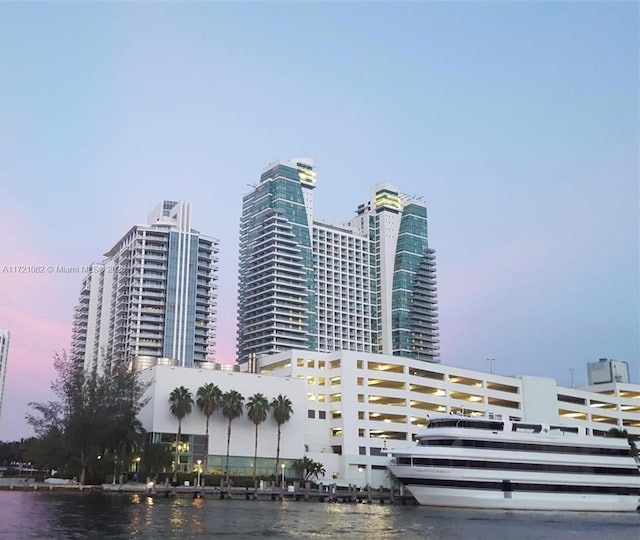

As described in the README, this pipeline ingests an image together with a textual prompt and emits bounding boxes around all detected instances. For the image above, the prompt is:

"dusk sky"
[0,2,638,441]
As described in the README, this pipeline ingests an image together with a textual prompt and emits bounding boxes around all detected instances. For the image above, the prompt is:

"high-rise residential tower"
[237,158,439,365]
[345,183,439,360]
[237,158,317,363]
[0,330,9,417]
[72,201,219,370]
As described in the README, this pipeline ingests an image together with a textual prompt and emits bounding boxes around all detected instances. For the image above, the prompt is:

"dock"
[0,478,416,505]
[141,481,415,505]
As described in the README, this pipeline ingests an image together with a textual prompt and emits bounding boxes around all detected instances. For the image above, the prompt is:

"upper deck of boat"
[414,413,632,450]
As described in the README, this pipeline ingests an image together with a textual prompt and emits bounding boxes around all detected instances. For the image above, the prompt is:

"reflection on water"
[0,492,638,539]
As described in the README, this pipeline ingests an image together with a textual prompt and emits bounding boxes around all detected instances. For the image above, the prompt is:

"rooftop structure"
[587,358,631,385]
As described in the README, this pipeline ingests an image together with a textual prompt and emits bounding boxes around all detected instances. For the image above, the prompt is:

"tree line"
[25,352,149,484]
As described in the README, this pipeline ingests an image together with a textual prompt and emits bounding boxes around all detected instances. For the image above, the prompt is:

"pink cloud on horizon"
[0,206,77,440]
[0,320,70,440]
[213,309,237,364]
[0,301,72,439]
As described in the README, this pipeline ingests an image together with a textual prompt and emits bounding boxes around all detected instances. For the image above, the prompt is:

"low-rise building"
[138,350,640,488]
[138,364,307,479]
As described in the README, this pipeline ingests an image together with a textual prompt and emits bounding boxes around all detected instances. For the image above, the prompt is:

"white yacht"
[387,413,640,512]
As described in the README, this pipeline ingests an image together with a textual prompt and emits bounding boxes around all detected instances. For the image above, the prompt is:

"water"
[0,492,638,539]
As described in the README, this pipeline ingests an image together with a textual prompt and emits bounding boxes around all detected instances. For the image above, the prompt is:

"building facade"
[138,364,307,478]
[0,330,9,418]
[344,183,439,359]
[237,158,439,365]
[252,350,640,488]
[71,201,219,370]
[138,350,639,489]
[237,159,317,364]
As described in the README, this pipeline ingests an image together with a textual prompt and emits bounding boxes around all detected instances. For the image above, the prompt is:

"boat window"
[426,420,459,429]
[550,426,579,434]
[458,420,504,431]
[415,438,630,456]
[404,457,639,477]
[512,423,542,433]
[426,419,504,431]
[417,438,458,447]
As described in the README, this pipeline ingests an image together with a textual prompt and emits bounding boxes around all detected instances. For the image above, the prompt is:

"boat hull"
[402,484,639,512]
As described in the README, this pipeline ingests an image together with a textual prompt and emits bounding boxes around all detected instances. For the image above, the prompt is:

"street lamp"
[196,459,202,487]
[487,358,495,374]
[281,463,285,488]
[112,453,118,485]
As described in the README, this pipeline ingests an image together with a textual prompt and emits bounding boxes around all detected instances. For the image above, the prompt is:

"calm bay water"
[0,492,638,539]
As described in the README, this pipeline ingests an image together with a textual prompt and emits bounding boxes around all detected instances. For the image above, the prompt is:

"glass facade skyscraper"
[71,201,219,370]
[237,159,317,364]
[237,159,439,365]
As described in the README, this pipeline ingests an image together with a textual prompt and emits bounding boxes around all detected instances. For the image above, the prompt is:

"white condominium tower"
[71,201,219,370]
[0,330,9,417]
[237,158,439,366]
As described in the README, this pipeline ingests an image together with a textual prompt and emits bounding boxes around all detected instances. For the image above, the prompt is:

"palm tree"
[271,394,293,480]
[246,393,270,483]
[221,390,244,479]
[196,382,222,474]
[292,457,326,482]
[307,459,326,482]
[168,386,193,482]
